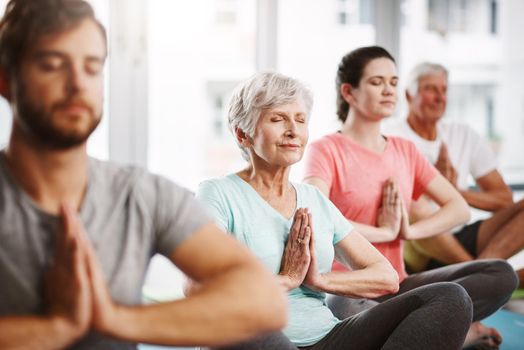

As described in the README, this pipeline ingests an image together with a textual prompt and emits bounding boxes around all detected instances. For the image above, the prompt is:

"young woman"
[303,46,517,349]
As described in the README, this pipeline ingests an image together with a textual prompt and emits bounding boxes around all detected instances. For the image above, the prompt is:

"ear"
[0,67,11,101]
[405,90,413,104]
[340,83,355,105]
[234,127,252,147]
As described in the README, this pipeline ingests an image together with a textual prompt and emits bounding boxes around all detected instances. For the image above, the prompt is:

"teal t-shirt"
[196,174,353,346]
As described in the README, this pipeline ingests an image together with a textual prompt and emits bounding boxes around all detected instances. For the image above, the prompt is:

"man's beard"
[14,85,102,150]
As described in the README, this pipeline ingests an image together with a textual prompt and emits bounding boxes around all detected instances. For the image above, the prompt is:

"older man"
[0,0,286,349]
[387,62,524,287]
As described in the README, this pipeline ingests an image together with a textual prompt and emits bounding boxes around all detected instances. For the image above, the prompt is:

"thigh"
[308,283,471,350]
[326,295,379,320]
[384,259,516,321]
[477,199,524,250]
[380,260,494,300]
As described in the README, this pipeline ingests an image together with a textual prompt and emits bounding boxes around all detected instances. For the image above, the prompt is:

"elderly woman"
[303,46,518,348]
[195,72,472,350]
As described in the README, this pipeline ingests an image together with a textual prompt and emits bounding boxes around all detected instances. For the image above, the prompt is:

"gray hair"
[228,72,314,161]
[405,62,448,97]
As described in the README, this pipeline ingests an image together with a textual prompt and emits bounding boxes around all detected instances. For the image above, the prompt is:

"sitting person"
[0,1,286,348]
[386,62,524,287]
[303,46,518,349]
[194,72,474,350]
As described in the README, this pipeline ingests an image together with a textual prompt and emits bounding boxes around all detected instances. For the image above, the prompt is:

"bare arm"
[87,222,287,347]
[402,173,470,240]
[304,177,400,242]
[184,208,312,294]
[460,170,513,211]
[304,228,399,299]
[408,196,474,264]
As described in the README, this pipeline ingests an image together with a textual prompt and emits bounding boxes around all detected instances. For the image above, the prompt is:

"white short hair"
[228,72,313,161]
[405,62,448,97]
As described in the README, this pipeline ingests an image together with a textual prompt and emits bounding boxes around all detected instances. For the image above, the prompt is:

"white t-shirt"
[385,119,497,190]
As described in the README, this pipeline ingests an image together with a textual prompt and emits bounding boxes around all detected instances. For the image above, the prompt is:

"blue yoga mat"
[482,310,524,350]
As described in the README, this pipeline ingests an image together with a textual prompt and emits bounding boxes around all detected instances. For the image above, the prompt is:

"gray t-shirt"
[0,151,211,349]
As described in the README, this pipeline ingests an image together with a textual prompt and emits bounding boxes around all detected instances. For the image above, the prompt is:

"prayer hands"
[377,178,402,240]
[45,203,118,342]
[303,213,324,291]
[279,208,312,290]
[45,204,91,341]
[435,143,457,187]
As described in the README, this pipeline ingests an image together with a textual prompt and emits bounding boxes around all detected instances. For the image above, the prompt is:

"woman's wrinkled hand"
[278,208,311,290]
[303,213,324,291]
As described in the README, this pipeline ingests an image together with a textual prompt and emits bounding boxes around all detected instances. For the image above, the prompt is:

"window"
[147,0,256,190]
[428,0,498,35]
[337,0,375,25]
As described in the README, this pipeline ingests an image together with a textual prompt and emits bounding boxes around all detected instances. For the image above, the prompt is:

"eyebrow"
[368,75,399,80]
[32,50,106,64]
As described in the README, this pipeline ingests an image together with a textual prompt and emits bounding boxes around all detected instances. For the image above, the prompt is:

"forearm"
[460,189,513,212]
[350,221,397,243]
[0,316,81,350]
[314,262,399,299]
[406,199,470,240]
[105,263,286,347]
[410,233,474,264]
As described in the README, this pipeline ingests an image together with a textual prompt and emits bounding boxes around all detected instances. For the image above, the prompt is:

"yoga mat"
[511,288,524,300]
[483,310,524,350]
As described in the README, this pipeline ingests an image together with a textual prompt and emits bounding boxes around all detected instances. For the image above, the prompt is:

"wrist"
[378,226,396,240]
[95,303,122,338]
[48,314,86,346]
[278,274,299,291]
[402,225,414,240]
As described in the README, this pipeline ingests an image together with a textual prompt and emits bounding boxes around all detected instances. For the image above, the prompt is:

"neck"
[4,123,89,215]
[238,160,291,197]
[406,112,438,140]
[340,111,385,152]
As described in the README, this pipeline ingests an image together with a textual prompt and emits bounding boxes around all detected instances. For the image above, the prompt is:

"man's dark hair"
[336,46,395,122]
[0,0,106,76]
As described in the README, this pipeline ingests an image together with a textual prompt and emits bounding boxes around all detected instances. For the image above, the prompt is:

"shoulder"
[387,135,419,152]
[197,175,239,196]
[89,158,191,206]
[294,182,333,209]
[294,182,324,197]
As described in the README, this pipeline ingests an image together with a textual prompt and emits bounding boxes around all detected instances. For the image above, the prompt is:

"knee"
[486,259,518,295]
[425,282,473,321]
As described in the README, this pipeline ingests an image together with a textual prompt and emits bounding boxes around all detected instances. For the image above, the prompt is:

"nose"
[285,119,298,137]
[383,82,396,96]
[436,89,446,102]
[66,63,88,94]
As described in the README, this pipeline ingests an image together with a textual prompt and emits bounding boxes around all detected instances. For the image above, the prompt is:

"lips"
[279,144,301,148]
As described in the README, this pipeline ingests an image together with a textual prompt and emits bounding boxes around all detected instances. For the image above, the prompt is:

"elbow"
[384,266,400,294]
[457,197,471,225]
[372,263,400,297]
[244,267,288,333]
[265,293,288,332]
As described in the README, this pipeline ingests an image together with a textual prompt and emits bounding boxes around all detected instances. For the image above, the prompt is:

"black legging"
[329,259,518,322]
[213,282,473,350]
